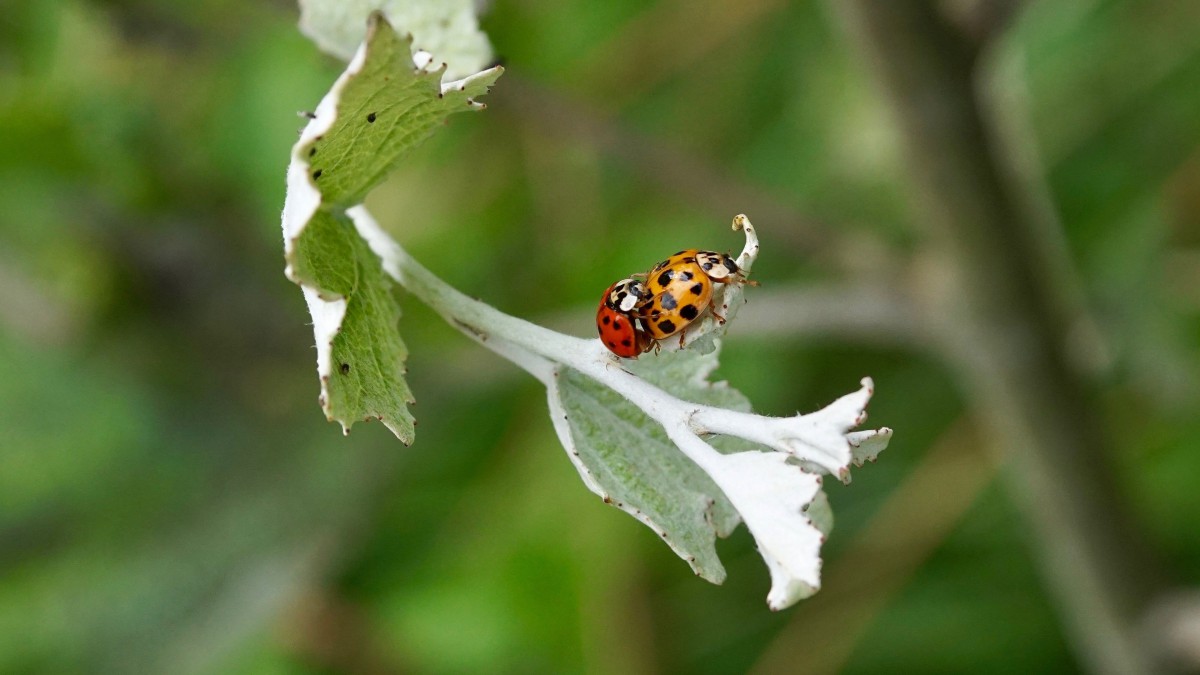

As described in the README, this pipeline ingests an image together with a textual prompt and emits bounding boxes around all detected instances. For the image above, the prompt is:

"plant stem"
[833,2,1169,674]
[349,206,881,477]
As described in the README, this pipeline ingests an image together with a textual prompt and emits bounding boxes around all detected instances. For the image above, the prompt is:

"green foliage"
[290,211,416,439]
[293,24,500,208]
[282,13,501,440]
[554,362,741,583]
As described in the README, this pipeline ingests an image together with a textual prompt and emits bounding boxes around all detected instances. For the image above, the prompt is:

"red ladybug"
[597,278,653,358]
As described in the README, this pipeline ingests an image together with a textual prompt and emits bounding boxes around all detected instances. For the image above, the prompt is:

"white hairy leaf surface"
[299,0,492,79]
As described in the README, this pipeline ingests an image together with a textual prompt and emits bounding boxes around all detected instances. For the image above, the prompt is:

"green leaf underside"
[555,347,756,583]
[557,369,730,582]
[299,16,501,209]
[285,14,500,440]
[292,212,415,439]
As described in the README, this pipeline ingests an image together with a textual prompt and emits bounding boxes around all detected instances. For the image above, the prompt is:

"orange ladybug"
[639,249,749,341]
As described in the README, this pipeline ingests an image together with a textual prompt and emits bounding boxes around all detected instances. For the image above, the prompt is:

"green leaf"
[291,211,415,440]
[550,345,753,583]
[297,14,502,209]
[282,13,501,440]
[299,0,492,79]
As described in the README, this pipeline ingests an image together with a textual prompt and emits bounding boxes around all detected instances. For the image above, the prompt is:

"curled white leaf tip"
[732,214,760,273]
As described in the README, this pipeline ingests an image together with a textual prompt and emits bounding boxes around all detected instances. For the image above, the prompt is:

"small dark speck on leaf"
[308,147,317,157]
[340,363,350,374]
[312,169,323,180]
[367,112,377,123]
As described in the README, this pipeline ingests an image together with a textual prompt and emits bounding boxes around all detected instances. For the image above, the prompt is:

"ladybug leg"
[678,332,687,348]
[710,308,726,325]
[731,270,759,287]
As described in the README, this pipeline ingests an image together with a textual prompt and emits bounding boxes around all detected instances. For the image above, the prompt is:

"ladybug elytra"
[639,249,749,342]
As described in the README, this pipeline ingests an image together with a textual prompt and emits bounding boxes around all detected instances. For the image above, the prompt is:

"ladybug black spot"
[657,271,672,287]
[657,319,676,334]
[679,271,694,281]
[680,304,699,320]
[613,319,622,329]
[683,257,695,263]
[602,315,610,325]
[690,283,703,295]
[621,339,631,347]
[723,257,739,274]
[660,293,677,310]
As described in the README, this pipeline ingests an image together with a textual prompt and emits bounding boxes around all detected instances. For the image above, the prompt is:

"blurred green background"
[2,0,1199,673]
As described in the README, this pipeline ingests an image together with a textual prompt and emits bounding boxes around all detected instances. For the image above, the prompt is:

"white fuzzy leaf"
[299,0,492,79]
[702,451,826,609]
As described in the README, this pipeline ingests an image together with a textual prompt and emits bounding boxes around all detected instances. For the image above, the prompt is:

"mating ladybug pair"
[596,249,753,358]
